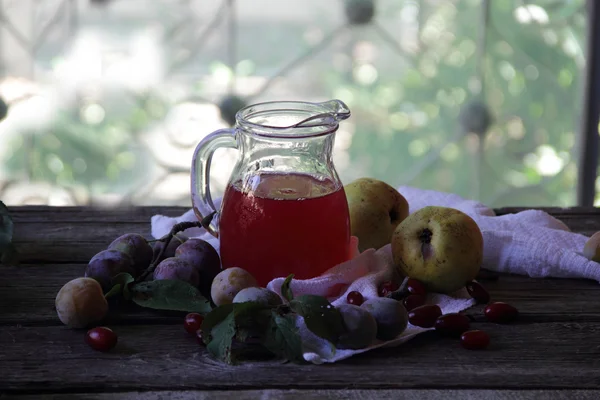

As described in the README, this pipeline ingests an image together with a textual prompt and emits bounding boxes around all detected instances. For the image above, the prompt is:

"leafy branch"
[101,211,218,315]
[200,274,347,364]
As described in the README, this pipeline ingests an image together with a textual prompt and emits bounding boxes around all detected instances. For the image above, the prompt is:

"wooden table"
[2,205,600,400]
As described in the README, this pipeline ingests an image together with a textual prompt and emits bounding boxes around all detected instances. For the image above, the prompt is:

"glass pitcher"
[191,99,352,286]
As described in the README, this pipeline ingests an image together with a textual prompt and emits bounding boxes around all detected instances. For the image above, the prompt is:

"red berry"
[461,330,490,350]
[407,278,427,296]
[484,302,519,323]
[435,313,470,337]
[184,313,204,334]
[378,281,400,297]
[346,290,364,306]
[85,327,117,352]
[403,294,426,311]
[466,280,490,304]
[408,304,442,328]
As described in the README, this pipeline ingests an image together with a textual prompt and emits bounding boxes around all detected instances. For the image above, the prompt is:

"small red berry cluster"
[345,276,519,350]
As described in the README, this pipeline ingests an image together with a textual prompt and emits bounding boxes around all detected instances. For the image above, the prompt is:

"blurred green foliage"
[325,0,586,207]
[0,0,591,207]
[1,92,165,200]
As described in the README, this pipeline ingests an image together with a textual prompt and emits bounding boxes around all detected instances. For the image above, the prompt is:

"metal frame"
[577,0,600,206]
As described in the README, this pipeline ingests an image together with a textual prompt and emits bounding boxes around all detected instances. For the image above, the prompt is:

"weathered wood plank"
[7,206,600,264]
[6,205,600,219]
[2,264,600,326]
[7,206,189,222]
[1,322,600,392]
[7,206,184,264]
[5,389,600,400]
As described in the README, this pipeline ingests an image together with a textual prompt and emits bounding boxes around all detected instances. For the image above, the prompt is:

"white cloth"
[150,186,598,364]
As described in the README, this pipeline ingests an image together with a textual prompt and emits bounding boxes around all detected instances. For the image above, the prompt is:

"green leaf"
[280,274,294,302]
[289,295,346,344]
[130,279,211,314]
[104,283,123,299]
[233,301,272,331]
[262,311,304,363]
[235,327,254,343]
[201,303,234,336]
[105,272,135,299]
[205,312,236,364]
[0,201,18,266]
[113,272,135,299]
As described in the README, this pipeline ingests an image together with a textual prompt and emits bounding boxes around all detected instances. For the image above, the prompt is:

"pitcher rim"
[235,100,348,139]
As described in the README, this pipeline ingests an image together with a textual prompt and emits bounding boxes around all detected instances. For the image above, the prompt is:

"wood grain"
[5,389,600,400]
[2,322,600,393]
[8,206,600,264]
[7,204,600,219]
[2,264,600,326]
[3,206,600,397]
[8,206,184,264]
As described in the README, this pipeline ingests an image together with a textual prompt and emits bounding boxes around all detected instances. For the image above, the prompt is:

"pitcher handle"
[190,128,238,238]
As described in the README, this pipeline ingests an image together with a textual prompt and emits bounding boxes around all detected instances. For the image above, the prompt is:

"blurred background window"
[0,0,596,208]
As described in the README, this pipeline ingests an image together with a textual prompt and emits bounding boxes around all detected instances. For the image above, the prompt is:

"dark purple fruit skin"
[461,330,490,350]
[85,249,135,290]
[108,233,153,275]
[466,280,491,304]
[484,302,519,323]
[153,257,199,288]
[403,294,426,311]
[174,238,221,299]
[408,304,442,328]
[153,233,187,264]
[434,313,470,337]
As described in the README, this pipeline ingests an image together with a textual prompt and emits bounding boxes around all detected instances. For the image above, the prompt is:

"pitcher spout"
[235,99,351,137]
[317,99,351,122]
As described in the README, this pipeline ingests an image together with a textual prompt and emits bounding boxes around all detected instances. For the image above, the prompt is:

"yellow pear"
[344,178,409,252]
[391,206,483,294]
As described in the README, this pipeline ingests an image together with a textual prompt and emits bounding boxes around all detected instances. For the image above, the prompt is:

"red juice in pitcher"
[218,172,351,287]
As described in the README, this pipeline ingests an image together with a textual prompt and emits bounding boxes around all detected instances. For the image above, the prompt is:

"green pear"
[391,206,483,294]
[344,178,409,252]
[583,231,600,262]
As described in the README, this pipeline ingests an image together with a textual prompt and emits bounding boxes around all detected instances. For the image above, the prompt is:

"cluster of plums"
[84,232,221,302]
[55,232,223,353]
